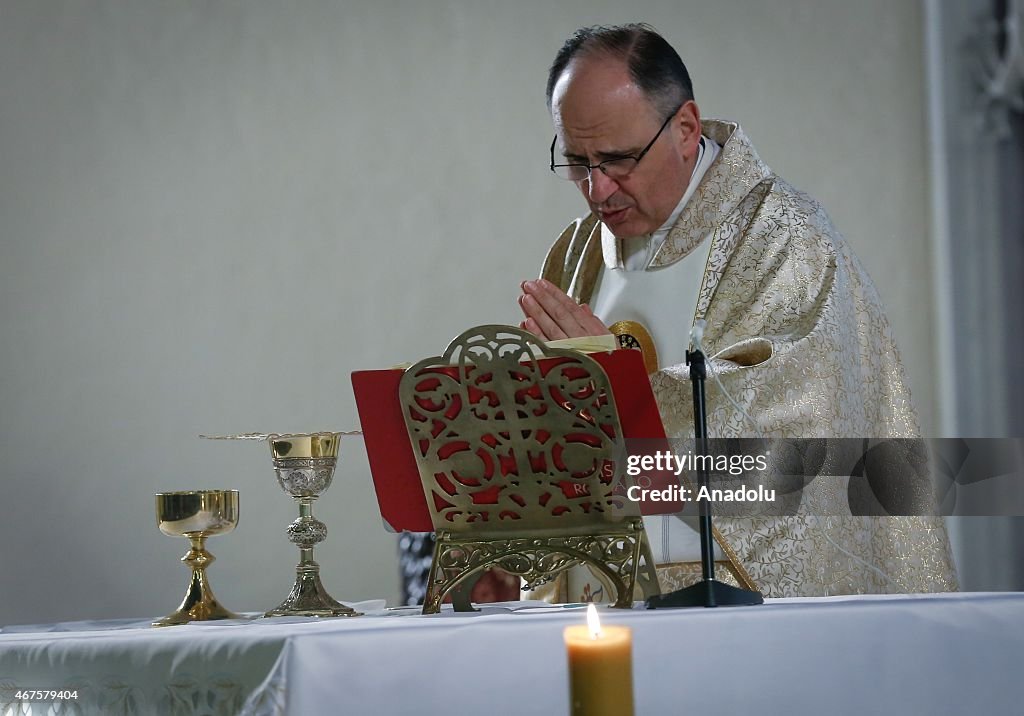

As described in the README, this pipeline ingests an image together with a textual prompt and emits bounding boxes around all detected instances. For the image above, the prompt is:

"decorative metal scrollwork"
[399,325,659,612]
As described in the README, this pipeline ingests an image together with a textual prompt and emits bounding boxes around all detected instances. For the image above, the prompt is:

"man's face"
[551,56,700,238]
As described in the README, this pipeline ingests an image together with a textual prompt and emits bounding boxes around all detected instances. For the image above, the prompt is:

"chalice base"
[153,569,241,627]
[265,566,362,618]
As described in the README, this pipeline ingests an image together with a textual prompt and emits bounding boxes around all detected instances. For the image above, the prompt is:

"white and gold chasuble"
[539,119,957,599]
[590,137,724,576]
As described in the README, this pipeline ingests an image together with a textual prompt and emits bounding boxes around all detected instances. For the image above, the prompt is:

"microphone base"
[646,579,763,609]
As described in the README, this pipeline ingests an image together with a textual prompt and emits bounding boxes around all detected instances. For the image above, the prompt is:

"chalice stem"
[264,497,361,617]
[154,535,240,626]
[180,536,217,613]
[185,534,214,569]
[297,499,316,567]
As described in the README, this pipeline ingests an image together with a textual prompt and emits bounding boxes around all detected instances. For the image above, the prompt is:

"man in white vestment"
[518,24,957,599]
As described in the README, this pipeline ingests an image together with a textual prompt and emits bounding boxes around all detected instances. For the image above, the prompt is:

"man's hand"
[517,279,611,340]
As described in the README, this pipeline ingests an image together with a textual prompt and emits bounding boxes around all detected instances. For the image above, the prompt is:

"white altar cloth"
[1,592,1023,715]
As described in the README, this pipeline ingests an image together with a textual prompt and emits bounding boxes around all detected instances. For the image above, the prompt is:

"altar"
[2,592,1022,715]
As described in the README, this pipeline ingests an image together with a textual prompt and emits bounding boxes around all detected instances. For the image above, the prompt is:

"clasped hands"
[517,279,611,340]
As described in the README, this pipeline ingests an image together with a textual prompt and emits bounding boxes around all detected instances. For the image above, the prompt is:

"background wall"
[0,0,940,625]
[925,0,1024,591]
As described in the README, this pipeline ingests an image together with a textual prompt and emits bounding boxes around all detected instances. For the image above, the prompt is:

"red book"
[352,349,675,532]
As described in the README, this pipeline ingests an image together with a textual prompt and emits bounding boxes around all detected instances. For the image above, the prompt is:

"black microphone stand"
[646,346,763,608]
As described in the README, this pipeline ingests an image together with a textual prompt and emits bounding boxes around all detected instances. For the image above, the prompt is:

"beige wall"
[0,0,935,624]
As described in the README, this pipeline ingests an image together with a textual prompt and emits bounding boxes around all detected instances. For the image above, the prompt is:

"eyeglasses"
[549,108,679,182]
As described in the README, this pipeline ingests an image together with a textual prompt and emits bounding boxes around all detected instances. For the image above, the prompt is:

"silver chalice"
[264,432,361,617]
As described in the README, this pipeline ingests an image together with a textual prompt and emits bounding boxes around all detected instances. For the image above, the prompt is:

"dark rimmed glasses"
[549,108,679,182]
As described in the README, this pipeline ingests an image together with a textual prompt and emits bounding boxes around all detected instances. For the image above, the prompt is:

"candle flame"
[586,603,602,639]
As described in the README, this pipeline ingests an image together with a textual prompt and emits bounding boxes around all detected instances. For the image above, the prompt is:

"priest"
[519,23,957,599]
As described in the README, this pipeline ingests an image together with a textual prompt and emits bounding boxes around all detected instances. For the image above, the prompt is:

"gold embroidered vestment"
[539,120,957,597]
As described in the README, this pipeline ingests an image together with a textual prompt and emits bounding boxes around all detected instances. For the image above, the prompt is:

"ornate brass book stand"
[399,325,659,613]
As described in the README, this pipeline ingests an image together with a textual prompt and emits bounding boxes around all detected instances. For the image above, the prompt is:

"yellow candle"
[563,604,634,716]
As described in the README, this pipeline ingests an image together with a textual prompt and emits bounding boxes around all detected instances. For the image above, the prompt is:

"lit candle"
[563,604,634,716]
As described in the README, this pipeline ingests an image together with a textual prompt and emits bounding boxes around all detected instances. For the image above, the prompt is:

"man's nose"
[585,168,617,204]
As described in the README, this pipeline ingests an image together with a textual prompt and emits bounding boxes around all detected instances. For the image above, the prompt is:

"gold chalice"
[265,432,361,617]
[153,490,241,627]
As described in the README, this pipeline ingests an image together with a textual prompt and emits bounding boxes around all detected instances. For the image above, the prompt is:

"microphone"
[689,319,706,352]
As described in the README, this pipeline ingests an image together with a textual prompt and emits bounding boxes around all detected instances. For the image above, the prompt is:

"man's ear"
[675,100,702,158]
